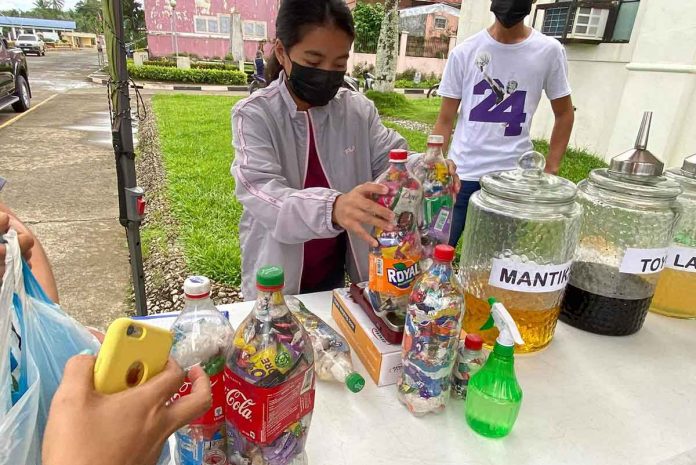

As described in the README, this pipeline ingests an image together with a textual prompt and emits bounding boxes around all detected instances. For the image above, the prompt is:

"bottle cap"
[464,333,484,351]
[433,244,455,262]
[427,134,444,146]
[256,266,284,291]
[184,276,211,298]
[389,149,408,162]
[345,372,365,393]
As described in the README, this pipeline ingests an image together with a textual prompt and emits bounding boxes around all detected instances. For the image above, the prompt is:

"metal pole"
[173,9,178,57]
[170,13,175,56]
[108,0,148,316]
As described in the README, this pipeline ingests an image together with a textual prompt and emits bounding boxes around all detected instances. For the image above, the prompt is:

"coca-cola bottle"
[170,276,235,465]
[225,266,315,465]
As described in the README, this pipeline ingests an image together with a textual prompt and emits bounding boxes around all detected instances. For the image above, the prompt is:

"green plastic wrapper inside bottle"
[465,298,524,438]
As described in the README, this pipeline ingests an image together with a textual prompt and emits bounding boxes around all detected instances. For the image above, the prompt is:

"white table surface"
[166,291,696,465]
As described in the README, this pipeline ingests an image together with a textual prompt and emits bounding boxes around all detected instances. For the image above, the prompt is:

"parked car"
[0,38,31,112]
[16,34,46,56]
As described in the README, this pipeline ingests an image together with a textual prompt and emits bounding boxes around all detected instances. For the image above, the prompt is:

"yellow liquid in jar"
[650,268,696,319]
[463,282,563,353]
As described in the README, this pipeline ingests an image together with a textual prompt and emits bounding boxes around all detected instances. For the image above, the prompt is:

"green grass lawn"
[151,94,243,285]
[151,93,606,287]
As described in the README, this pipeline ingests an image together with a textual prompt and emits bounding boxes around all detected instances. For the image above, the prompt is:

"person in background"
[255,41,266,80]
[43,356,211,465]
[433,0,574,248]
[0,179,59,302]
[231,0,461,299]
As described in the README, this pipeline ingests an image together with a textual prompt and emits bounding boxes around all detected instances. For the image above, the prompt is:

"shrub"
[144,60,175,67]
[352,61,375,77]
[396,67,418,81]
[192,62,226,70]
[394,79,439,89]
[127,63,247,85]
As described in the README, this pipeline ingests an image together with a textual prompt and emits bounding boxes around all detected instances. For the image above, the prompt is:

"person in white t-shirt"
[433,0,575,248]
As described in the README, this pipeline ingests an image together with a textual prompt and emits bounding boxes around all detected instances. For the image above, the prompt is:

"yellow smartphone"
[94,318,173,394]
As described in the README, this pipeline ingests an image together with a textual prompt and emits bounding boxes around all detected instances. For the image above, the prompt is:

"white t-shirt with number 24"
[439,28,571,181]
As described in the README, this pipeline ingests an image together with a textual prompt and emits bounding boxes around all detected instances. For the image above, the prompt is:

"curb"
[88,73,248,92]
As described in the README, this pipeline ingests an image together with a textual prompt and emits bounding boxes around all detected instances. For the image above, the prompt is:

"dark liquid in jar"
[560,262,654,336]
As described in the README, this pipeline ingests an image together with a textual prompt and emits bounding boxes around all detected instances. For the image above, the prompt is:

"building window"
[194,15,229,35]
[220,15,230,34]
[195,17,207,33]
[611,0,640,42]
[434,17,447,30]
[243,20,267,41]
[533,0,640,44]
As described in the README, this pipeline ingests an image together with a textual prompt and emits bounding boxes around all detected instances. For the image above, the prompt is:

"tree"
[49,0,65,10]
[121,0,146,44]
[353,2,384,53]
[73,0,102,33]
[374,0,399,92]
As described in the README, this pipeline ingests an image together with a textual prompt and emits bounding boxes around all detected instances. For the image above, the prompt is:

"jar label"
[488,259,572,293]
[666,246,696,273]
[224,364,315,446]
[619,248,669,274]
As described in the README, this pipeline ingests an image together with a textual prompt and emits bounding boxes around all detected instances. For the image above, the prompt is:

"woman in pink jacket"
[232,0,459,299]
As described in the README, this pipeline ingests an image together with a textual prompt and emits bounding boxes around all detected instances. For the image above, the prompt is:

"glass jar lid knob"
[682,153,696,176]
[518,150,546,177]
[609,111,664,177]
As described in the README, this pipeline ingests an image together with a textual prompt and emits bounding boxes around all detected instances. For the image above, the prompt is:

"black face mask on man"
[491,0,533,28]
[286,60,345,107]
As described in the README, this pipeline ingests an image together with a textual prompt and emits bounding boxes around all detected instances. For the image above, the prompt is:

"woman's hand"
[43,356,211,465]
[0,211,35,277]
[446,160,461,194]
[332,183,396,247]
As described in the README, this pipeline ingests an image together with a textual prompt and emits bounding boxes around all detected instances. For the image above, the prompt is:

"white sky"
[1,0,142,12]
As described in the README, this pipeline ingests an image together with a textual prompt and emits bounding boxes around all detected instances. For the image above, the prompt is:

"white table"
[166,291,696,465]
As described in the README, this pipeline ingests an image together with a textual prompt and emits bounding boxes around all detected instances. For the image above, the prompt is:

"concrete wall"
[144,0,277,60]
[456,0,696,168]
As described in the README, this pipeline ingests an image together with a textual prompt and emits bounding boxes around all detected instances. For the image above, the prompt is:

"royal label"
[619,247,669,274]
[172,371,225,426]
[666,246,696,273]
[489,259,572,293]
[369,255,420,296]
[224,364,315,446]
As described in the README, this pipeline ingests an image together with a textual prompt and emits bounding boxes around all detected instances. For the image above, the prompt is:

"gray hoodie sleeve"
[367,99,408,180]
[231,106,343,245]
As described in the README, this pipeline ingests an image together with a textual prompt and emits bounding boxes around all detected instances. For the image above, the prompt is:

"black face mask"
[286,61,345,107]
[491,0,533,28]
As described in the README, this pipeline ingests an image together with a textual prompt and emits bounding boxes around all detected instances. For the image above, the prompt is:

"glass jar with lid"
[650,154,696,318]
[560,112,683,335]
[459,151,582,353]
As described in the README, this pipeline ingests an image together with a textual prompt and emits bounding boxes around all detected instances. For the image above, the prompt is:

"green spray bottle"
[465,298,524,438]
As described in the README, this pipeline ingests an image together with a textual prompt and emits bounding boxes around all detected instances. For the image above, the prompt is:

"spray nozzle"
[481,298,524,349]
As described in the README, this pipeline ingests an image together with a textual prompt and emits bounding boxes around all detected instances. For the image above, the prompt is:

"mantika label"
[489,259,572,293]
[619,248,669,274]
[666,246,696,273]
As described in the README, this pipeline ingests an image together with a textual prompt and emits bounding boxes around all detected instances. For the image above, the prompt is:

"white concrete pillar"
[606,0,696,168]
[397,31,408,74]
[457,0,493,44]
[448,35,457,57]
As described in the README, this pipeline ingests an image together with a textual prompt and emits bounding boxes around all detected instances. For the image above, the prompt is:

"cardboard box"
[331,288,402,387]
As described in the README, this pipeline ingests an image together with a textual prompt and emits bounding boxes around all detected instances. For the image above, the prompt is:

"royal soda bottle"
[398,245,464,416]
[225,266,315,465]
[170,276,235,465]
[368,149,423,321]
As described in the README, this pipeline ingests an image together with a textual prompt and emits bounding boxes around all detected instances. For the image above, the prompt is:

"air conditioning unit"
[540,4,611,42]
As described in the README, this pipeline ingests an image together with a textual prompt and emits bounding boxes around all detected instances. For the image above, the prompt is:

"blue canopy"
[0,17,76,31]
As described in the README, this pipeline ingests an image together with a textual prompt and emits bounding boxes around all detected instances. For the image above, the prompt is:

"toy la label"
[369,256,420,296]
[489,259,572,293]
[666,246,696,273]
[224,365,315,445]
[619,247,669,274]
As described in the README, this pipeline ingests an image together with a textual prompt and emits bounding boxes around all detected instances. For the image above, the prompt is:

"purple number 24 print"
[469,79,527,137]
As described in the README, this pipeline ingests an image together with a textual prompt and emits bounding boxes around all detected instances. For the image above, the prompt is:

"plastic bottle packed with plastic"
[285,296,365,393]
[418,135,455,266]
[368,149,424,320]
[451,333,487,400]
[170,276,235,465]
[397,245,464,416]
[225,266,315,465]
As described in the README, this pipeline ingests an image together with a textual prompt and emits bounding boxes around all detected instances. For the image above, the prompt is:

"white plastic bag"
[0,230,40,465]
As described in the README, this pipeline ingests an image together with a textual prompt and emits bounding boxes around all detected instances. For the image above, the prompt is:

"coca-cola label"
[224,364,315,446]
[171,371,225,426]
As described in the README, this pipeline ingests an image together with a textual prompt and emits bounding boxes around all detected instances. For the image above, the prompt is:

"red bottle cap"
[389,149,408,162]
[464,333,484,351]
[433,244,455,262]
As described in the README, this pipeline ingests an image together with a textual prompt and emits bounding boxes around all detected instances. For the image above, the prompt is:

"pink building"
[144,0,279,60]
